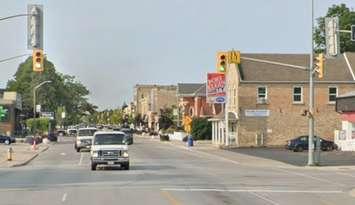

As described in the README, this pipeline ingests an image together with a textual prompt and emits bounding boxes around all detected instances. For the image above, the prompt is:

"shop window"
[329,87,337,103]
[293,86,303,103]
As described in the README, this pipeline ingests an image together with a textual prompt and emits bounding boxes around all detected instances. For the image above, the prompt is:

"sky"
[0,0,354,110]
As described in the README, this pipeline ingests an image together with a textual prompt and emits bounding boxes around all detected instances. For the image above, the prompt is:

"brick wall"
[237,83,355,146]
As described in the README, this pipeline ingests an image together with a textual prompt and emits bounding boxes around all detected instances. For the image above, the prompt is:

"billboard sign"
[207,73,226,104]
[325,17,340,57]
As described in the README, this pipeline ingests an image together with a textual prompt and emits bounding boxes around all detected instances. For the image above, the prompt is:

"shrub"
[191,118,212,140]
[26,118,56,135]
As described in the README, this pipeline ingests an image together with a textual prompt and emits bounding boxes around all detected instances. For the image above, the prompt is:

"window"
[257,86,267,103]
[293,86,303,103]
[329,87,337,103]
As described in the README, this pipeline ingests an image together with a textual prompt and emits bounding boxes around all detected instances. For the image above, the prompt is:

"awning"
[341,112,355,122]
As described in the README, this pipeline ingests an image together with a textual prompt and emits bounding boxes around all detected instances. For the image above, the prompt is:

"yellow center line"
[160,190,183,205]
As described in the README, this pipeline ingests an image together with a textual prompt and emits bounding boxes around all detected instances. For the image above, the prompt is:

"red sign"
[207,73,226,104]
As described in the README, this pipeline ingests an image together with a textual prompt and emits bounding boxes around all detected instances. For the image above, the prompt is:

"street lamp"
[33,80,51,117]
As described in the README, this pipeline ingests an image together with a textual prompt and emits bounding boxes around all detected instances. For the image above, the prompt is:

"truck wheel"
[122,163,130,170]
[91,163,97,171]
[76,148,80,152]
[4,139,10,145]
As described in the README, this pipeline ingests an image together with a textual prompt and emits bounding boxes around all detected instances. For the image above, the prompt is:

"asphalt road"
[0,136,355,205]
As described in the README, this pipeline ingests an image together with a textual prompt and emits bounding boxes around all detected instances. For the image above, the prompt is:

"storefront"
[0,92,22,136]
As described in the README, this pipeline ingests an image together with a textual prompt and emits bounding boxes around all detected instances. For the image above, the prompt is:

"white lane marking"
[78,152,84,166]
[160,188,343,194]
[60,153,66,156]
[249,192,280,205]
[62,193,67,202]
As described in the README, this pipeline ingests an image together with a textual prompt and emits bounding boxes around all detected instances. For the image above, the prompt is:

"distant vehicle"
[67,129,77,137]
[57,129,66,136]
[75,127,97,152]
[118,128,133,145]
[0,135,15,145]
[286,136,337,152]
[90,131,130,171]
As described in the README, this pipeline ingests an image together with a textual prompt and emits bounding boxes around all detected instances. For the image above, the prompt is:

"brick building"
[177,83,219,119]
[212,52,355,147]
[133,84,177,130]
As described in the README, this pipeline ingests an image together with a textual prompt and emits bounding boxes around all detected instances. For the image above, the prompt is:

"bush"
[191,118,212,140]
[26,118,56,135]
[160,134,170,141]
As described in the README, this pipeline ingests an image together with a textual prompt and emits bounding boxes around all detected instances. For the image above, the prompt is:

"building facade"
[133,84,177,130]
[212,52,355,147]
[0,91,22,136]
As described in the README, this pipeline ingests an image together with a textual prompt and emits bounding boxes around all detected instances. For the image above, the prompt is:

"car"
[75,127,97,152]
[118,128,133,145]
[286,135,337,152]
[67,129,77,137]
[90,131,130,171]
[0,135,15,145]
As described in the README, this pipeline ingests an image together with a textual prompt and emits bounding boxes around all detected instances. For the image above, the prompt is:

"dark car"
[0,135,15,145]
[286,136,337,152]
[118,128,133,145]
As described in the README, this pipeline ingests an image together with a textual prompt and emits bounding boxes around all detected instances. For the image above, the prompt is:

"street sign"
[27,4,43,49]
[61,112,66,119]
[207,73,226,104]
[245,109,270,117]
[41,112,54,119]
[325,17,340,57]
[36,104,41,113]
[351,25,355,41]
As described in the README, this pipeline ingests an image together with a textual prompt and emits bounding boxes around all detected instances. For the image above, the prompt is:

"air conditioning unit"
[257,98,267,104]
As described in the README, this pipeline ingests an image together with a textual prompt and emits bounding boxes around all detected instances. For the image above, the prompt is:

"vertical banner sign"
[325,17,339,57]
[207,73,226,104]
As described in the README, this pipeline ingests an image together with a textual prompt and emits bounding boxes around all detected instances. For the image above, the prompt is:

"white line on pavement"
[160,188,344,194]
[62,193,67,202]
[249,192,280,205]
[337,172,355,178]
[78,152,84,166]
[60,153,66,156]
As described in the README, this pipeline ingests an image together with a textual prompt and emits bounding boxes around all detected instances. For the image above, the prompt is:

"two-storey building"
[212,52,355,147]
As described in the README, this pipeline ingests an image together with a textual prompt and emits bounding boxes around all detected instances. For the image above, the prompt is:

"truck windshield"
[78,129,96,136]
[94,134,126,145]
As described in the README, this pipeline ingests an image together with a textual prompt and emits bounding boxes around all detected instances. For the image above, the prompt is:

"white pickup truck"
[90,131,130,171]
[75,127,97,152]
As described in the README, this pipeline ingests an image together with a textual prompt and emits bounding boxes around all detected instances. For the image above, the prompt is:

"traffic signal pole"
[308,0,315,166]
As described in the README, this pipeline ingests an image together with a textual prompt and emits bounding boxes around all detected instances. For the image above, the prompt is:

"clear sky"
[0,0,354,109]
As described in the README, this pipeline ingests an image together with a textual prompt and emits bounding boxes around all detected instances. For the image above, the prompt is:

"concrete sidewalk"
[0,143,49,168]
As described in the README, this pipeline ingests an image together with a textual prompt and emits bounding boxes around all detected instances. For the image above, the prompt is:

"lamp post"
[33,80,51,118]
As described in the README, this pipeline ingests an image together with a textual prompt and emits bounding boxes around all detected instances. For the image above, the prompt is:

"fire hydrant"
[7,147,13,161]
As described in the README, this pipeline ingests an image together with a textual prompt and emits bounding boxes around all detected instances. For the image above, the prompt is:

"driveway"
[228,147,355,166]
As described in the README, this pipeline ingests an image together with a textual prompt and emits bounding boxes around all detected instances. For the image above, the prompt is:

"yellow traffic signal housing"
[216,52,227,72]
[315,53,325,79]
[228,50,241,64]
[32,49,44,72]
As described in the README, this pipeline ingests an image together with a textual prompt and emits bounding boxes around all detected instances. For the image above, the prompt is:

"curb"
[10,145,50,168]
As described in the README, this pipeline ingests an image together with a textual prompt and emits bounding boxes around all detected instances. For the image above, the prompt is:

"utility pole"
[308,0,315,166]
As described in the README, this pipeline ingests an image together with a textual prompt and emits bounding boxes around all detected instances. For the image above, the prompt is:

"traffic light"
[217,52,227,72]
[315,53,325,79]
[32,49,44,72]
[351,25,355,41]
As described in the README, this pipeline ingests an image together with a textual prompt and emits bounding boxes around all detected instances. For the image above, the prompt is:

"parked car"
[48,132,58,142]
[90,131,130,170]
[286,135,337,152]
[0,135,15,145]
[67,129,77,137]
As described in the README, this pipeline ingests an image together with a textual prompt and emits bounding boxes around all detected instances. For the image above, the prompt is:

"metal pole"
[308,0,315,166]
[0,14,35,22]
[33,88,36,118]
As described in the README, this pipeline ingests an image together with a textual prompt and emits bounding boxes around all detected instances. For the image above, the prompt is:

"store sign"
[207,73,226,104]
[41,112,54,119]
[245,109,270,117]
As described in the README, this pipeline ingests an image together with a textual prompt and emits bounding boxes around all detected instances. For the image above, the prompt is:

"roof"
[337,91,355,99]
[94,131,125,135]
[238,52,355,83]
[177,83,206,97]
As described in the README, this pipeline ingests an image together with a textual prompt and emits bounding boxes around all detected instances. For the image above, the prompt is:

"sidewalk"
[0,143,49,168]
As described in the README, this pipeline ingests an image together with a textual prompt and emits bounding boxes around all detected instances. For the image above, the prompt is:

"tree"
[314,4,355,53]
[158,107,175,130]
[7,57,96,125]
[191,118,212,140]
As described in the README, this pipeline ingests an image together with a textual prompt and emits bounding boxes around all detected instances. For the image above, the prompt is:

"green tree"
[191,118,212,140]
[7,57,96,125]
[314,4,355,53]
[158,107,175,130]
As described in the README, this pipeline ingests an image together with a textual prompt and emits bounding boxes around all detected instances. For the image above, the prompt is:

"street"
[0,136,354,205]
